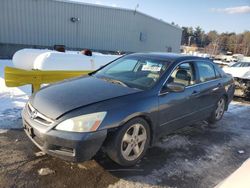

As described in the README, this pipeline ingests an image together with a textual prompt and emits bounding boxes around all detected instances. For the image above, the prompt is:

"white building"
[0,0,182,58]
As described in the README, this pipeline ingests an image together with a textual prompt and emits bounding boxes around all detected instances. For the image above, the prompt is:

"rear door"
[158,61,201,135]
[194,61,224,118]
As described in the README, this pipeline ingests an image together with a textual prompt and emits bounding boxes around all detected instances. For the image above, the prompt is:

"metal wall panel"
[0,0,182,52]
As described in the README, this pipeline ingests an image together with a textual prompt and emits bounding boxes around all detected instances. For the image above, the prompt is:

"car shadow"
[1,117,245,188]
[2,102,249,188]
[94,122,236,187]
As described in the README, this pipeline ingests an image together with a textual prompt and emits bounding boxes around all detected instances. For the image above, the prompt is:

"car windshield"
[231,62,250,67]
[93,56,170,90]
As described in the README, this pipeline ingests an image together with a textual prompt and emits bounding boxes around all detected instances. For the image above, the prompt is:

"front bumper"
[234,77,250,98]
[22,109,107,162]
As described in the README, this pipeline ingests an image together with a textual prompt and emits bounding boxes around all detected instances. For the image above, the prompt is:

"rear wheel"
[208,97,226,127]
[104,118,150,166]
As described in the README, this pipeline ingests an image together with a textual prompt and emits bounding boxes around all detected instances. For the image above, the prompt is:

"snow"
[0,60,30,108]
[227,101,250,117]
[156,135,191,150]
[38,168,55,176]
[109,179,164,188]
[0,60,30,129]
[0,129,8,134]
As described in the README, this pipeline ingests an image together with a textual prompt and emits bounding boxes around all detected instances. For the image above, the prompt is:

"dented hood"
[30,76,140,119]
[223,67,250,79]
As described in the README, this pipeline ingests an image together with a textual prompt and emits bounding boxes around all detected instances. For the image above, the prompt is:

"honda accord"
[22,53,235,166]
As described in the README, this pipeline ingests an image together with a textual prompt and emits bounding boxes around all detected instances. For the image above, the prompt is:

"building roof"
[54,0,182,30]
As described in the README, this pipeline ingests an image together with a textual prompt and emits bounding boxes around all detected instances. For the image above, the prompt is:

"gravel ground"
[0,100,250,188]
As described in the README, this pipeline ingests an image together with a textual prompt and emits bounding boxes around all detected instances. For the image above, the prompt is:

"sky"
[69,0,250,33]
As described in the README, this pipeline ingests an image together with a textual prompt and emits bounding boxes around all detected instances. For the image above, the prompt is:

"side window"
[214,63,226,77]
[167,62,196,87]
[196,61,216,82]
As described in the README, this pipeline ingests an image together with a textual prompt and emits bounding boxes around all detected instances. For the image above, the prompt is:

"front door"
[158,62,201,136]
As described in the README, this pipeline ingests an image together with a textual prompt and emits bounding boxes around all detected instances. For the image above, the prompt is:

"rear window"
[231,62,250,67]
[196,61,216,82]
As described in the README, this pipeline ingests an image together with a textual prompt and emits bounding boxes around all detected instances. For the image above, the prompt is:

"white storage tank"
[12,49,52,70]
[12,49,120,71]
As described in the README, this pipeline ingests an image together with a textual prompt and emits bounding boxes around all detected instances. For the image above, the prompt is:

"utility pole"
[134,4,139,15]
[212,38,219,55]
[188,36,193,46]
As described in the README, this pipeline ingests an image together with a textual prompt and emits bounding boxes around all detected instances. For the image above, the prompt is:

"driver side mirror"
[161,82,185,93]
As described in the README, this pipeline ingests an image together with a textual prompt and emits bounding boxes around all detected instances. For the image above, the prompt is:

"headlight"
[55,112,106,132]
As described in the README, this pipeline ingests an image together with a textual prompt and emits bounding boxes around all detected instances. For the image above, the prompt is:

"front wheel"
[208,97,226,127]
[104,118,150,166]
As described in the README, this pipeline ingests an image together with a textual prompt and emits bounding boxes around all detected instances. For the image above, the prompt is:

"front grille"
[27,103,54,126]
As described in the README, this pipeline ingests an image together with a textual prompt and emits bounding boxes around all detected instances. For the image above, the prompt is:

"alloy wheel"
[215,98,225,120]
[121,123,147,161]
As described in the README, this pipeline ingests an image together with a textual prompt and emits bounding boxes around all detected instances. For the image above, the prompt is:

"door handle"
[213,83,223,91]
[191,90,200,96]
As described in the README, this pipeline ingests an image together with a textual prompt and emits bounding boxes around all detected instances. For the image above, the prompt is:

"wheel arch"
[136,114,155,146]
[106,113,155,146]
[222,94,229,111]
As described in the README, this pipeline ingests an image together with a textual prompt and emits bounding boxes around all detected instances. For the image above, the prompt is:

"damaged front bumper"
[22,109,107,162]
[234,77,250,98]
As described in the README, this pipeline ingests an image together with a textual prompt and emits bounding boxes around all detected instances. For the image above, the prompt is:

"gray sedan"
[22,53,235,166]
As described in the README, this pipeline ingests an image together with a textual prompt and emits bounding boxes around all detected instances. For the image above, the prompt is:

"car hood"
[223,67,250,78]
[30,76,140,119]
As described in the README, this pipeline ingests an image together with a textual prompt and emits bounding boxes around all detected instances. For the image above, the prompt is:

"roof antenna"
[134,4,139,15]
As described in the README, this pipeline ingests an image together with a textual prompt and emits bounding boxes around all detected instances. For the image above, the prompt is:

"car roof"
[127,52,209,63]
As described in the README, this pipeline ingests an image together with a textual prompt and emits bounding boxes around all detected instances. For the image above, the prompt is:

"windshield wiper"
[101,77,128,87]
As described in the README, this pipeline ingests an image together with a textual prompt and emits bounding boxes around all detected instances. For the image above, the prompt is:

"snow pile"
[108,179,164,188]
[156,135,191,150]
[38,168,55,176]
[13,49,120,71]
[0,60,30,129]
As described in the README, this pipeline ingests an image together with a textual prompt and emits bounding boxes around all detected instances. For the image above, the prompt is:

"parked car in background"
[223,59,250,98]
[22,53,235,166]
[212,53,244,68]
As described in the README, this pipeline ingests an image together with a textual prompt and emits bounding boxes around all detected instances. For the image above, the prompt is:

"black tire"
[208,96,226,128]
[104,117,150,166]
